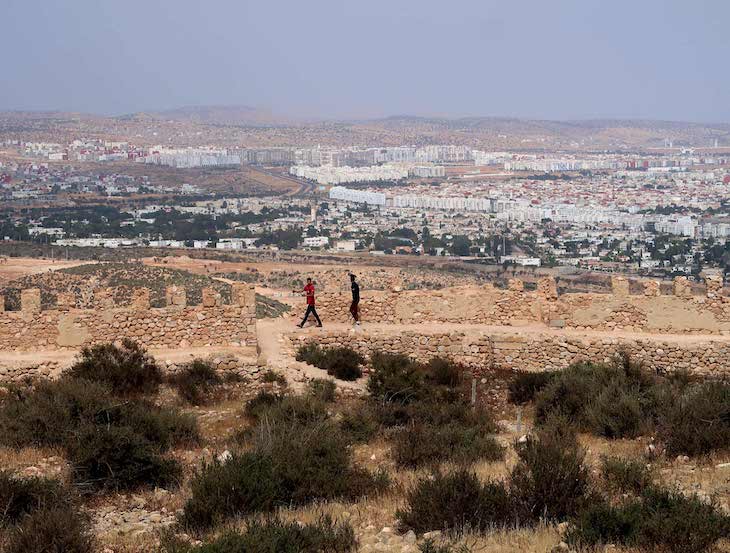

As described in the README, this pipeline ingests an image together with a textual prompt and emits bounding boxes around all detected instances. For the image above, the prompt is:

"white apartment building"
[303,236,330,248]
[291,165,408,185]
[335,239,357,251]
[328,187,386,206]
[137,148,241,169]
[409,165,446,178]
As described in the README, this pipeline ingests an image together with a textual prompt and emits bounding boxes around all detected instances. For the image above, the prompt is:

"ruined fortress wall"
[0,284,257,353]
[316,276,730,335]
[489,334,729,376]
[296,330,494,368]
[289,329,730,378]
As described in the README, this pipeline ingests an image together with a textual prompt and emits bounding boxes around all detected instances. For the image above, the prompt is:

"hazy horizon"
[3,0,729,123]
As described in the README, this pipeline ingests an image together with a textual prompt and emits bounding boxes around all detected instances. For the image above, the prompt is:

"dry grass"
[0,446,70,482]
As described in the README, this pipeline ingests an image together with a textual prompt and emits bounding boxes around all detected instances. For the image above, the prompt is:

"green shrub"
[659,380,730,457]
[339,403,380,444]
[249,418,388,504]
[634,487,730,553]
[244,390,284,420]
[508,418,592,523]
[3,505,95,553]
[67,338,162,396]
[397,469,511,535]
[0,378,110,448]
[423,357,462,388]
[0,472,66,526]
[95,400,200,450]
[69,424,182,493]
[297,344,364,381]
[242,393,328,429]
[181,418,387,530]
[566,499,642,549]
[405,400,496,429]
[169,360,222,405]
[529,354,730,455]
[535,361,616,424]
[600,456,653,494]
[0,378,196,493]
[567,486,730,553]
[162,516,356,553]
[261,370,287,385]
[534,359,657,439]
[307,378,337,402]
[321,347,364,381]
[508,371,556,405]
[367,351,424,403]
[179,453,280,530]
[391,421,503,468]
[296,343,325,366]
[583,382,645,439]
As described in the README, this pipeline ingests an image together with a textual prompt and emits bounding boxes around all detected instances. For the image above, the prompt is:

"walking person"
[349,273,360,326]
[294,277,322,328]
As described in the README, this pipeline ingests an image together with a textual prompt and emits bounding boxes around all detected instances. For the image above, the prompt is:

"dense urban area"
[2,118,730,281]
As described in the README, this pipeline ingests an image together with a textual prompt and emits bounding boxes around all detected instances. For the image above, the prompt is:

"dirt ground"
[0,257,92,286]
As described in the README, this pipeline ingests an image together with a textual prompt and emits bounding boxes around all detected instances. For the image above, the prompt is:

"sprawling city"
[1,1,730,552]
[3,131,730,279]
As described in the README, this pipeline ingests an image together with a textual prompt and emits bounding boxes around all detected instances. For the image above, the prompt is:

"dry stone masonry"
[0,283,257,354]
[289,327,730,378]
[315,275,730,335]
[5,273,730,383]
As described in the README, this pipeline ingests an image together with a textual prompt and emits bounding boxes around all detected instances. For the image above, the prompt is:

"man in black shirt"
[349,273,360,325]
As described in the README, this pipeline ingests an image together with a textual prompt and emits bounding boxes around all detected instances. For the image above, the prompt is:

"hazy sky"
[2,0,729,122]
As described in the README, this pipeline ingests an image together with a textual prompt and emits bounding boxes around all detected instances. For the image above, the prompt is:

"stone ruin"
[0,283,258,358]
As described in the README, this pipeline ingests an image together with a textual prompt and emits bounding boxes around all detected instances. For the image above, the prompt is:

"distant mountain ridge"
[1,107,728,149]
[123,105,289,127]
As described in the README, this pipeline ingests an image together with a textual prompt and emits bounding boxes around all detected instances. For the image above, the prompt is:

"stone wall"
[0,284,257,353]
[288,328,730,378]
[314,276,730,335]
[489,333,730,376]
[0,351,258,383]
[290,329,493,368]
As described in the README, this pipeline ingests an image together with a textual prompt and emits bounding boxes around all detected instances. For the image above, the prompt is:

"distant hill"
[2,108,729,150]
[124,105,289,127]
[356,115,730,149]
[363,114,730,136]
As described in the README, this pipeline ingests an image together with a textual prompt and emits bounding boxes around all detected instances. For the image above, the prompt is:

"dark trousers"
[301,304,322,325]
[350,301,359,321]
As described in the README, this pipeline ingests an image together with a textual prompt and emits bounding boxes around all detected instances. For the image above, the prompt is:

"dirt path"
[278,319,730,344]
[256,317,365,391]
[0,258,93,286]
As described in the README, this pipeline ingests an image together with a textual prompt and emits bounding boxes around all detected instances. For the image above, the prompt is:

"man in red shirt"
[294,277,322,328]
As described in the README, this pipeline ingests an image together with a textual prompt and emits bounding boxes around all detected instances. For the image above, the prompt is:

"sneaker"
[317,323,323,327]
[355,322,361,326]
[296,323,304,328]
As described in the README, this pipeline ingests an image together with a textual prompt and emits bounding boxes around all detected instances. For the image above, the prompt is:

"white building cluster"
[291,145,473,168]
[654,216,697,237]
[409,165,446,178]
[137,148,241,169]
[329,186,387,206]
[505,158,623,172]
[472,151,512,166]
[391,195,492,212]
[290,165,409,185]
